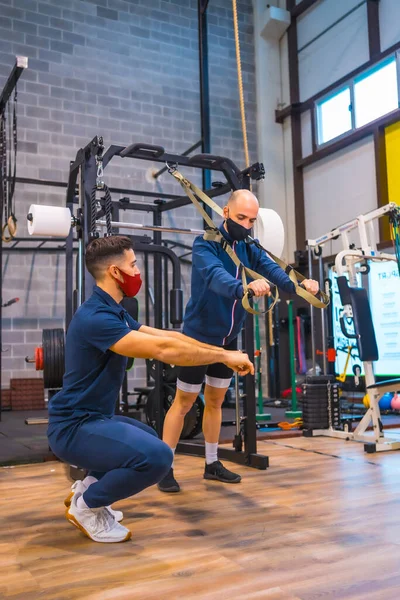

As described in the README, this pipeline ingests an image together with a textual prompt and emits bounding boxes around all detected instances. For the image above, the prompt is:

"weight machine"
[28,135,269,470]
[306,202,400,452]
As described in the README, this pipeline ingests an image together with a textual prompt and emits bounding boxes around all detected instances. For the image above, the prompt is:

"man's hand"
[223,351,254,376]
[247,279,271,297]
[302,279,319,295]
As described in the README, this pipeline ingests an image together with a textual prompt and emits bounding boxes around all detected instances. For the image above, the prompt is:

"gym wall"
[290,0,400,249]
[0,0,257,388]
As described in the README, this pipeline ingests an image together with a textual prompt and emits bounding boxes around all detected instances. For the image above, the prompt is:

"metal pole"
[153,205,164,437]
[243,314,257,458]
[308,244,316,374]
[65,201,74,329]
[96,220,204,236]
[198,0,213,223]
[318,253,327,374]
[77,166,84,307]
[285,300,302,418]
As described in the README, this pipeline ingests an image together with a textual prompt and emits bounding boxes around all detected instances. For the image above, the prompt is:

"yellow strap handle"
[2,214,17,243]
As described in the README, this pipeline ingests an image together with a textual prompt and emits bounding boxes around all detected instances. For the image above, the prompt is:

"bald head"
[228,189,259,211]
[223,189,259,232]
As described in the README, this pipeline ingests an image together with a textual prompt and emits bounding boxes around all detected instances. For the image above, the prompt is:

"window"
[354,57,398,128]
[316,87,352,145]
[315,54,400,148]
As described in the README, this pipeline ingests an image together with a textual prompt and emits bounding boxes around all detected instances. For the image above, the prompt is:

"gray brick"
[2,330,25,344]
[61,9,86,22]
[37,95,62,109]
[14,0,38,11]
[38,72,62,86]
[26,34,50,49]
[18,141,38,153]
[25,330,43,344]
[50,40,73,54]
[17,91,38,105]
[50,17,73,32]
[25,129,51,143]
[39,49,63,63]
[51,86,71,100]
[25,81,49,96]
[63,77,86,91]
[97,6,118,20]
[0,6,24,19]
[62,31,85,45]
[27,58,50,72]
[38,2,62,17]
[0,16,12,28]
[0,28,25,43]
[38,25,62,40]
[38,119,63,133]
[129,25,150,38]
[12,318,39,330]
[13,19,38,35]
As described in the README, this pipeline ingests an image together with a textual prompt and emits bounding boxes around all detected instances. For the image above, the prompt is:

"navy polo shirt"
[48,286,141,422]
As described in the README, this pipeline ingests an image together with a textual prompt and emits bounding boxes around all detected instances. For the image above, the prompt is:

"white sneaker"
[66,492,131,543]
[64,480,124,522]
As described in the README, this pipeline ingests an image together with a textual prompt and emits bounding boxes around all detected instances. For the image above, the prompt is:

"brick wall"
[0,0,257,390]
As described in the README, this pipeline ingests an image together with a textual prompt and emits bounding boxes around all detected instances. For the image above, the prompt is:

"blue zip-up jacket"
[183,223,296,346]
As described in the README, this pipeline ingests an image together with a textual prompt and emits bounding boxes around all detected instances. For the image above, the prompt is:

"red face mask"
[112,269,142,297]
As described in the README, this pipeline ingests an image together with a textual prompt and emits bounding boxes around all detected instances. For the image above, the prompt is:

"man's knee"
[146,441,173,482]
[171,390,198,417]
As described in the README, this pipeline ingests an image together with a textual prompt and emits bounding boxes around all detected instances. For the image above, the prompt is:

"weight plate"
[42,328,65,389]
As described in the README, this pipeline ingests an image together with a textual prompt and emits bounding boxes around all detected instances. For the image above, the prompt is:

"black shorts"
[177,338,237,394]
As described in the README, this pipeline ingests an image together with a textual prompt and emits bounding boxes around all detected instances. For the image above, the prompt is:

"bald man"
[158,190,319,492]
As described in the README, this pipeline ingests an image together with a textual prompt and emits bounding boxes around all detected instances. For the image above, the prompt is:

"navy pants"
[48,415,173,509]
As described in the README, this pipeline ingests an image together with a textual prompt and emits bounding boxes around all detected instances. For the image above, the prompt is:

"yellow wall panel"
[385,121,400,206]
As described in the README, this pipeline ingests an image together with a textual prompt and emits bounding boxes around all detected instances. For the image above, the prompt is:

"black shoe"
[203,460,241,484]
[158,468,181,493]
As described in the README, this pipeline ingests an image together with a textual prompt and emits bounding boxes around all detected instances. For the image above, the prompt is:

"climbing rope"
[232,0,250,171]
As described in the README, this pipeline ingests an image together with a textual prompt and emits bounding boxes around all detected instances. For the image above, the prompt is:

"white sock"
[205,442,218,465]
[82,475,98,488]
[77,494,90,510]
[171,447,176,469]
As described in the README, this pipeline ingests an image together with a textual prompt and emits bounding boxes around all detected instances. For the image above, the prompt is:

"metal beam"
[0,56,27,114]
[198,0,212,225]
[367,0,381,59]
[287,0,306,249]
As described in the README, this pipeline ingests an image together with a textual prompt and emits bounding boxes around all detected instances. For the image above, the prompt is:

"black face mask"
[226,218,252,242]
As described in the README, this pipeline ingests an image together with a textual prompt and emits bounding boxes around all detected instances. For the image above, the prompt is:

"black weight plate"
[42,329,52,388]
[42,328,65,389]
[55,329,65,387]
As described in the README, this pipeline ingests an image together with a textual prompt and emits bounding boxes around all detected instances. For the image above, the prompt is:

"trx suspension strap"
[167,166,330,312]
[168,166,277,315]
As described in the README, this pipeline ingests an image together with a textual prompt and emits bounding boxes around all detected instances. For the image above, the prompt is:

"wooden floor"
[2,434,400,600]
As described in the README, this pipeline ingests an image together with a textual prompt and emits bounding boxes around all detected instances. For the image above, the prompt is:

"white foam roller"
[27,204,72,237]
[253,208,285,258]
